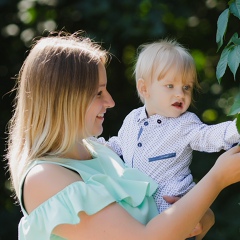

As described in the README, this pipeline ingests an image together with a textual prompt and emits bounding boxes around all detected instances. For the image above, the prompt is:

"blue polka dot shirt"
[97,106,239,213]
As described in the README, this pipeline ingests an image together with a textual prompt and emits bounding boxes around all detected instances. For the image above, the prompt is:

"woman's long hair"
[7,32,109,199]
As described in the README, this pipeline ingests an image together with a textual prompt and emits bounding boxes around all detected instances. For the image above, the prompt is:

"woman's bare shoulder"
[23,162,82,213]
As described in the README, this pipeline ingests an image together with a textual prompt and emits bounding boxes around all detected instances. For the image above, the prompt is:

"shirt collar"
[137,106,149,122]
[137,106,170,123]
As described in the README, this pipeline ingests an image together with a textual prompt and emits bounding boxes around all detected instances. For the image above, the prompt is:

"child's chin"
[170,113,182,118]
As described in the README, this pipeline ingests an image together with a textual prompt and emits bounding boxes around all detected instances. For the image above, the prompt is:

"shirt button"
[157,119,161,124]
[144,121,149,126]
[137,142,142,147]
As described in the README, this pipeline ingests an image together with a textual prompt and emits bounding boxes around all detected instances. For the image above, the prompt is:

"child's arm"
[186,113,239,152]
[97,136,123,157]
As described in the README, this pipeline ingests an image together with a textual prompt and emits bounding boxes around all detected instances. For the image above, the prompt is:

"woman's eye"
[166,84,173,88]
[97,91,102,96]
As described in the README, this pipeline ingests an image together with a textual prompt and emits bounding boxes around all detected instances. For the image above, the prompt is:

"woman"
[6,31,240,240]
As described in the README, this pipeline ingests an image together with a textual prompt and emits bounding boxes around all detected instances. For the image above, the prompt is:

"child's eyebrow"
[162,78,174,83]
[182,78,194,85]
[186,81,194,85]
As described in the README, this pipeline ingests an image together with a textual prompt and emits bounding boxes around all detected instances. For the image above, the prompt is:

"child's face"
[144,69,193,118]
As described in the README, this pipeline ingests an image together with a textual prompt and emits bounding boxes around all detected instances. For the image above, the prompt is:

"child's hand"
[162,195,180,204]
[187,223,202,238]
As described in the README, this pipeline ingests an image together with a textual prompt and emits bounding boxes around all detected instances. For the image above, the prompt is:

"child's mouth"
[172,102,183,108]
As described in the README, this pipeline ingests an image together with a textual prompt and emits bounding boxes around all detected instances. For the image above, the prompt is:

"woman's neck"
[62,141,92,160]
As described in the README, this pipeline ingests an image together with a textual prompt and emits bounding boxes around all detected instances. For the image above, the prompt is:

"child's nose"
[175,88,184,98]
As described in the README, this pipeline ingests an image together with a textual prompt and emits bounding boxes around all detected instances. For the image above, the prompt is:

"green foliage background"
[1,0,240,239]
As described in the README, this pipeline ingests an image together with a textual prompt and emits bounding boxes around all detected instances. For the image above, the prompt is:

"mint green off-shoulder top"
[18,140,159,240]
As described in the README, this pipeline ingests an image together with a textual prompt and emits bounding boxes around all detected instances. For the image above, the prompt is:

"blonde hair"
[7,32,109,198]
[134,39,200,103]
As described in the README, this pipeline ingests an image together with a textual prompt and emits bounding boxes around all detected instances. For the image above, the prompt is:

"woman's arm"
[25,146,240,240]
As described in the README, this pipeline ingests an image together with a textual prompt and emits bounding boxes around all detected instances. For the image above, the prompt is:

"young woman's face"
[144,69,193,118]
[85,63,115,137]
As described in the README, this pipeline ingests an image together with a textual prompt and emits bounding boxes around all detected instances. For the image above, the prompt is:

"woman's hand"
[210,145,240,190]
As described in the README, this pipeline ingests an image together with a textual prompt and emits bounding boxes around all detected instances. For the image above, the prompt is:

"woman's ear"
[137,78,149,98]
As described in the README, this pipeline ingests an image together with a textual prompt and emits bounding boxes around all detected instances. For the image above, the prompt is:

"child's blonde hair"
[134,39,200,103]
[7,32,109,198]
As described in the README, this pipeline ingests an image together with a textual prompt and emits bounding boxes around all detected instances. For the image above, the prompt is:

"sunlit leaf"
[202,109,218,122]
[228,45,240,79]
[236,0,240,17]
[191,50,206,71]
[227,33,240,46]
[216,47,230,83]
[28,8,37,24]
[228,93,240,115]
[216,8,229,51]
[229,0,240,19]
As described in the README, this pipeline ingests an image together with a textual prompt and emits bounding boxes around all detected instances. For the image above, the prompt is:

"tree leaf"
[229,0,240,19]
[216,8,229,51]
[227,32,240,46]
[228,45,240,79]
[236,0,240,16]
[216,47,230,83]
[228,94,240,115]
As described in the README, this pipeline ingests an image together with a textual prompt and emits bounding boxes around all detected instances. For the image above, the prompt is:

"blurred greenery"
[1,0,240,239]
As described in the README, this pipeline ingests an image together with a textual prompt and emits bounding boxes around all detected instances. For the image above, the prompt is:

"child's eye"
[183,85,191,91]
[166,84,173,88]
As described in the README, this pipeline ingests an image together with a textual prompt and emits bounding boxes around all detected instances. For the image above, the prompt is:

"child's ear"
[137,78,149,98]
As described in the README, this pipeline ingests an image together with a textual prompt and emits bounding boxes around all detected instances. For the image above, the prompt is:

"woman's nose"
[105,92,115,108]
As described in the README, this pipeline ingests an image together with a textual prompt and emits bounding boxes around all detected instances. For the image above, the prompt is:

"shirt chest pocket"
[148,152,176,162]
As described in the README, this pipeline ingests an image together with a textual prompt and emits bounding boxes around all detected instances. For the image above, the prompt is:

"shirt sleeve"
[97,136,123,157]
[186,113,239,151]
[19,165,158,240]
[19,181,116,240]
